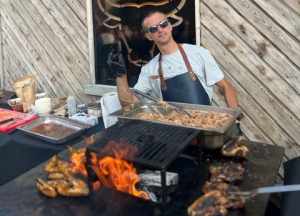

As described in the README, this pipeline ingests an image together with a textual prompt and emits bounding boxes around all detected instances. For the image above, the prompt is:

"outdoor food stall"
[0,97,284,216]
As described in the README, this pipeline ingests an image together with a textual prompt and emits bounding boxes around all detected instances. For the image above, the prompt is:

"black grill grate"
[86,120,200,169]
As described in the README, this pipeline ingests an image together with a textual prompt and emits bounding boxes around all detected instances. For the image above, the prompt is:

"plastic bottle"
[67,95,77,117]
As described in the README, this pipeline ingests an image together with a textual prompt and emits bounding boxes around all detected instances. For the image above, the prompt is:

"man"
[107,10,241,135]
[108,10,238,110]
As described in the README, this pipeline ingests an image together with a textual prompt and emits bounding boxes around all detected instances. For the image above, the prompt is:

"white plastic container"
[67,95,76,117]
[35,98,52,116]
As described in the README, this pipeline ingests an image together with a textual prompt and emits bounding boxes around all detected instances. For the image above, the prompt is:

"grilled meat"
[187,190,228,216]
[45,155,73,173]
[47,172,64,180]
[221,136,249,159]
[36,178,89,197]
[203,181,234,194]
[202,181,246,209]
[210,162,244,183]
[36,178,57,198]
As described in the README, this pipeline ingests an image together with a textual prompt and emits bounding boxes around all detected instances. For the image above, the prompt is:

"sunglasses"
[144,19,169,34]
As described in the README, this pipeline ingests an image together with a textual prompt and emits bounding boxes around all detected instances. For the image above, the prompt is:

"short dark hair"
[141,10,167,31]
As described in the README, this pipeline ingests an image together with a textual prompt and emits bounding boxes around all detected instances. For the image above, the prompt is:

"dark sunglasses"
[144,19,169,33]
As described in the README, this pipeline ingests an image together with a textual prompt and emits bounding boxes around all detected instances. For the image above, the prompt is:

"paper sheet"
[100,92,122,128]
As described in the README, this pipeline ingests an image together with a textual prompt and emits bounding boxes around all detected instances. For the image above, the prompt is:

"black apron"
[158,44,210,105]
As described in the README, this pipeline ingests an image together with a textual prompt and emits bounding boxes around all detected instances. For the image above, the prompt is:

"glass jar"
[87,103,94,115]
[92,102,101,117]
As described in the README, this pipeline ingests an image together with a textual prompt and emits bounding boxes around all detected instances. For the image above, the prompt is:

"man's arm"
[116,76,140,107]
[216,77,242,136]
[107,41,139,107]
[215,77,238,109]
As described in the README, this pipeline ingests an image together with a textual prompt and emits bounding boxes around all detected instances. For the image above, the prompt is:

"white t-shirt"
[134,43,224,101]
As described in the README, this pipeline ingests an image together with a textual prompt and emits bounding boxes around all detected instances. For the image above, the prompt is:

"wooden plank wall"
[0,0,299,180]
[0,0,98,104]
[201,0,300,180]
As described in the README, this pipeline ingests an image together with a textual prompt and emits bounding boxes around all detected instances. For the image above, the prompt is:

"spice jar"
[92,102,101,117]
[87,103,94,115]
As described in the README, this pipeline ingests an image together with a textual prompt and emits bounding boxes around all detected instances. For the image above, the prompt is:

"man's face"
[143,12,172,46]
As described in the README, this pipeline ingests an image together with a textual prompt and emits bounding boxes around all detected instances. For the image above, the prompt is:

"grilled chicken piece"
[45,155,73,173]
[187,190,228,216]
[47,172,64,180]
[210,162,244,183]
[36,178,57,198]
[202,181,246,209]
[37,178,89,197]
[56,178,89,197]
[221,136,249,159]
[45,155,59,173]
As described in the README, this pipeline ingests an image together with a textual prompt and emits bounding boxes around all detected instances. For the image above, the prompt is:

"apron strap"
[177,44,196,81]
[158,56,167,91]
[158,44,196,91]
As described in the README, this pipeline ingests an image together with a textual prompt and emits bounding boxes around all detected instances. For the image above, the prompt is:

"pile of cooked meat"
[135,110,231,128]
[188,136,249,216]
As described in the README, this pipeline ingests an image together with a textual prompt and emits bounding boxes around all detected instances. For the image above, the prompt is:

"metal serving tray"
[17,115,90,144]
[109,101,242,149]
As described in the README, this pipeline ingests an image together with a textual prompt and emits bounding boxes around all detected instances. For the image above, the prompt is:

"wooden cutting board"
[0,109,38,132]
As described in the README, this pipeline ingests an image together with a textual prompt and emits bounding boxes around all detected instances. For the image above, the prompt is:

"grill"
[86,120,200,204]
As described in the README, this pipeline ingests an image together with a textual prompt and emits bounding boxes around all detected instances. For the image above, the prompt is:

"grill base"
[85,120,200,204]
[88,149,203,215]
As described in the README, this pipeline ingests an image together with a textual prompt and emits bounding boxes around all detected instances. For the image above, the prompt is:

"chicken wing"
[221,136,249,159]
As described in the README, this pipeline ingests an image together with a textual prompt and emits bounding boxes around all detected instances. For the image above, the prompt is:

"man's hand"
[107,41,126,77]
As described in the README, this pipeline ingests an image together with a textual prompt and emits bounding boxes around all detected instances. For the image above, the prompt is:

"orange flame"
[89,140,149,200]
[70,139,149,200]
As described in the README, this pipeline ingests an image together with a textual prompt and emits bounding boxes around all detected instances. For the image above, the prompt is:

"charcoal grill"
[85,120,200,204]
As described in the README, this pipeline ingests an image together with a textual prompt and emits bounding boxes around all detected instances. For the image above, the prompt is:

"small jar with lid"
[87,103,94,115]
[92,102,101,117]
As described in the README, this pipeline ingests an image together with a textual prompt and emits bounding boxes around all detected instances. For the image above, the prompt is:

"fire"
[70,139,149,200]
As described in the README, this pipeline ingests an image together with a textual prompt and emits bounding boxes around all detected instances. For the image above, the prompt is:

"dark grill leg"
[160,169,167,204]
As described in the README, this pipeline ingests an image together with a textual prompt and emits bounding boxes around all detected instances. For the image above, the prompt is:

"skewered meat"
[210,162,244,183]
[187,190,228,216]
[221,136,249,159]
[202,181,246,209]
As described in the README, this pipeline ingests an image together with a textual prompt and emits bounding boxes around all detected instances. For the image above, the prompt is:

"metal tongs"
[228,184,300,200]
[130,88,191,117]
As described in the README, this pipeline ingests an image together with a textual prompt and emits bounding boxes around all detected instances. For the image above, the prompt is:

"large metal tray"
[109,101,242,149]
[17,115,90,144]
